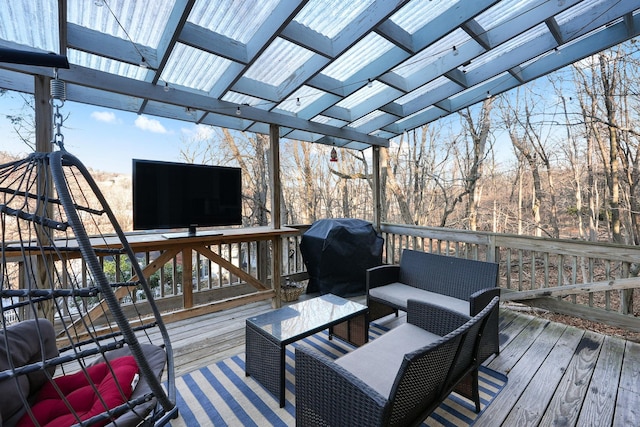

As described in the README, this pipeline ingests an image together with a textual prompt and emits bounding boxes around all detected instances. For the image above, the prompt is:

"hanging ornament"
[330,147,338,162]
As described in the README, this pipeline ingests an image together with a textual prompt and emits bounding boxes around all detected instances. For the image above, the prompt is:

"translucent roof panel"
[1,0,638,150]
[188,0,280,43]
[294,0,374,38]
[392,29,470,78]
[222,92,274,111]
[395,76,452,106]
[349,110,386,128]
[335,81,387,109]
[244,38,315,86]
[69,49,147,80]
[389,0,458,34]
[466,23,548,71]
[162,44,233,92]
[476,0,536,30]
[277,86,326,114]
[321,33,395,81]
[68,0,174,48]
[0,0,58,51]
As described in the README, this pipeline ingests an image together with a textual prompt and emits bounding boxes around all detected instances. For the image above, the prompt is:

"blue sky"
[0,90,208,174]
[0,88,519,176]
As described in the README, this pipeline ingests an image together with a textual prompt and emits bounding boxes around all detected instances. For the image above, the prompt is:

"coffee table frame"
[245,294,368,407]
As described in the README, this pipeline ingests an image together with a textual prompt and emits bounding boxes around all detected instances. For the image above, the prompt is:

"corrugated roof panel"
[395,76,451,105]
[555,0,593,23]
[278,86,326,114]
[392,29,470,78]
[349,110,386,128]
[555,0,608,26]
[244,38,314,86]
[294,0,374,38]
[68,49,147,80]
[336,80,387,109]
[389,0,458,34]
[311,115,348,127]
[321,33,394,81]
[0,0,58,51]
[222,92,273,111]
[475,0,534,30]
[465,23,546,71]
[68,0,174,48]
[188,0,280,43]
[162,43,233,92]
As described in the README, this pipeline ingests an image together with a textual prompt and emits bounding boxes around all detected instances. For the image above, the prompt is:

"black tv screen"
[132,159,242,235]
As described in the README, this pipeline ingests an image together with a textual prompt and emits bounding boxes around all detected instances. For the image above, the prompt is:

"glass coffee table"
[245,294,368,407]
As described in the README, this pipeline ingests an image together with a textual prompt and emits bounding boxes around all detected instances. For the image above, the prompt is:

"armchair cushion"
[336,323,439,398]
[296,297,500,427]
[366,249,500,362]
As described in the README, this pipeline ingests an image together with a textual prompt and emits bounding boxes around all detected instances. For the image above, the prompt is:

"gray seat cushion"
[335,323,440,398]
[0,319,58,425]
[369,283,470,315]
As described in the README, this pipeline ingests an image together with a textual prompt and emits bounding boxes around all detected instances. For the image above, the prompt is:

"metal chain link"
[51,100,65,150]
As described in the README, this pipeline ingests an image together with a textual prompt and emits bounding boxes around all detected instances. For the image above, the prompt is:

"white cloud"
[181,124,214,141]
[91,111,117,123]
[135,115,168,134]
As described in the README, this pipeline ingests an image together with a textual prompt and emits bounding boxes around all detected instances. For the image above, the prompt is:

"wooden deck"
[162,297,640,426]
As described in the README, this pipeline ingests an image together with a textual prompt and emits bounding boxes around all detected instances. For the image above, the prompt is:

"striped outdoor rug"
[170,324,507,426]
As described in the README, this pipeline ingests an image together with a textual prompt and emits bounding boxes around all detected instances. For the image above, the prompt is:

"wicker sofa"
[296,296,500,426]
[366,249,500,362]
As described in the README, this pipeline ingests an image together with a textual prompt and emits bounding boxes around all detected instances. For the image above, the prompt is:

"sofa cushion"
[18,356,139,427]
[369,283,470,315]
[335,323,440,398]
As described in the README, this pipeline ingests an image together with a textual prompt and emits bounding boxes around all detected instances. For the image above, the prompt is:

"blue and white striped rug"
[170,324,507,426]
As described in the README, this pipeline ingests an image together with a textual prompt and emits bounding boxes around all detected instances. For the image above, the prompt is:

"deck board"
[577,335,625,427]
[540,330,604,426]
[614,387,640,426]
[476,320,566,427]
[160,299,640,426]
[501,325,585,426]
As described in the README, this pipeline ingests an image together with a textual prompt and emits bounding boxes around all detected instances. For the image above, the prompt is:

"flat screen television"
[132,159,242,237]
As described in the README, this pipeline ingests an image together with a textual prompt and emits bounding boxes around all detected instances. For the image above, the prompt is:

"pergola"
[1,0,639,148]
[2,6,640,425]
[1,0,639,226]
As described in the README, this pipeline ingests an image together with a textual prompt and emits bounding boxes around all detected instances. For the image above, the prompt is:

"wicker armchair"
[367,249,500,362]
[295,297,500,427]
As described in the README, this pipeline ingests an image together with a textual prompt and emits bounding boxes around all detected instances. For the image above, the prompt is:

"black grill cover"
[300,218,383,296]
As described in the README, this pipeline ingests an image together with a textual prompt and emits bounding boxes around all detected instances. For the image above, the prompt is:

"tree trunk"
[599,54,623,244]
[380,147,414,224]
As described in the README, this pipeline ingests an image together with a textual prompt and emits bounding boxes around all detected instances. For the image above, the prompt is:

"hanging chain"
[50,69,67,151]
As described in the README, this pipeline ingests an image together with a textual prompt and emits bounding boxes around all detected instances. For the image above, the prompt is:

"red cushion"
[18,356,139,427]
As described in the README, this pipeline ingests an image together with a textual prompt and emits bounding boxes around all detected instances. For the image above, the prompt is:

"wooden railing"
[281,223,639,332]
[11,223,636,332]
[4,227,298,327]
[379,223,640,332]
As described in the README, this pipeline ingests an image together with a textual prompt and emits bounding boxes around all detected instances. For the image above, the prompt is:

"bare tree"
[500,87,560,238]
[458,97,493,231]
[599,52,624,244]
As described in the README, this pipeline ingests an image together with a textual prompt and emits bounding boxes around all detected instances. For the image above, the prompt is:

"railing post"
[488,234,498,263]
[182,248,193,309]
[270,123,282,308]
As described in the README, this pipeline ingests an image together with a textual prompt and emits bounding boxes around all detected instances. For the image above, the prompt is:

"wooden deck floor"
[162,297,640,426]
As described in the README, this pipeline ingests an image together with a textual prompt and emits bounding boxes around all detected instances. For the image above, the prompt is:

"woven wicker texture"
[366,249,500,362]
[295,296,500,426]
